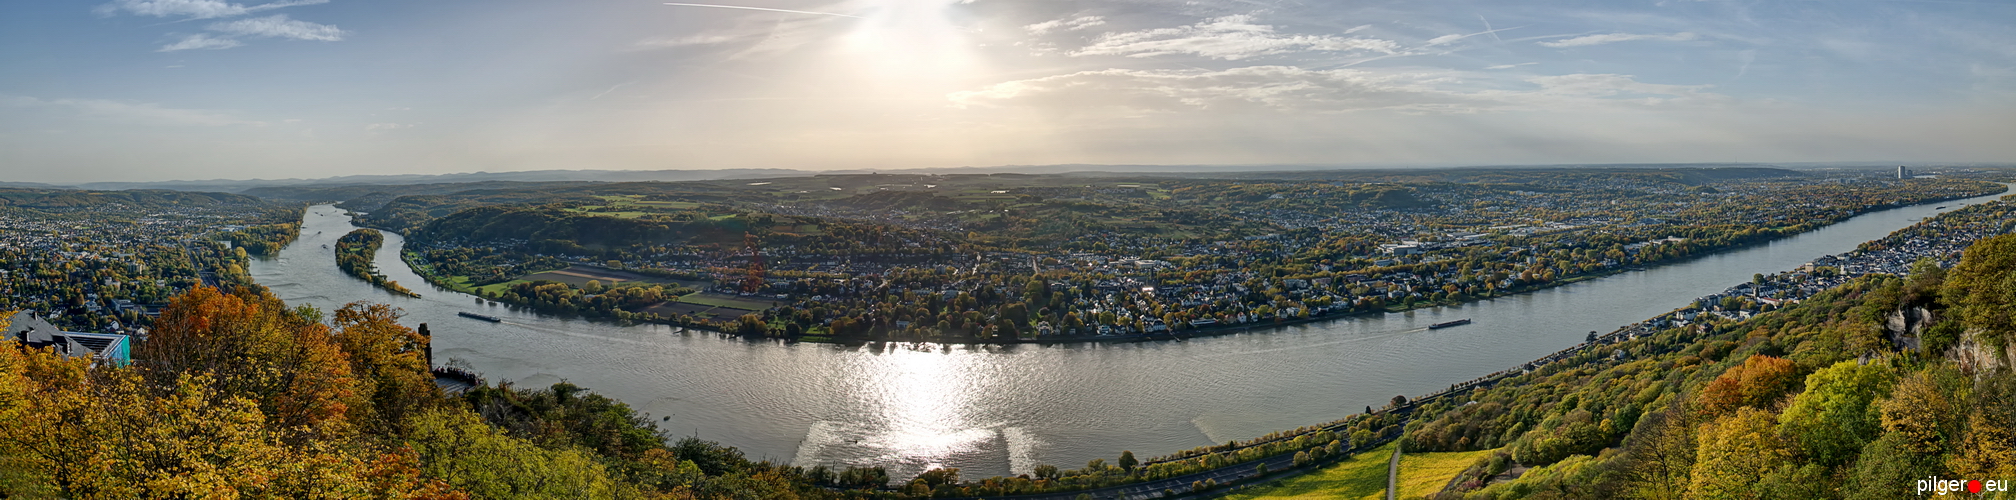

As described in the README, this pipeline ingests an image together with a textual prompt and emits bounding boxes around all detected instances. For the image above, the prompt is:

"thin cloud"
[661,3,861,19]
[1,95,259,126]
[1426,25,1523,47]
[97,0,342,51]
[1025,16,1105,35]
[1071,15,1400,61]
[949,66,1481,113]
[1539,32,1697,48]
[1486,62,1538,70]
[94,0,327,20]
[365,123,414,135]
[206,14,345,41]
[635,34,743,49]
[951,67,1731,113]
[159,33,244,51]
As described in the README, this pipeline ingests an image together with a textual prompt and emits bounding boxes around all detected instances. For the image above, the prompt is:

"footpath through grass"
[1224,442,1396,500]
[1395,448,1497,499]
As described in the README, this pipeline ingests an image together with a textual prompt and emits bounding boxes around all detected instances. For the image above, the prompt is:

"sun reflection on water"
[867,347,984,467]
[794,344,1034,478]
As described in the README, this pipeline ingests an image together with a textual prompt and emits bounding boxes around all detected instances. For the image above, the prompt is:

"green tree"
[1943,233,2016,350]
[406,408,618,498]
[1847,432,1945,500]
[1778,360,1897,467]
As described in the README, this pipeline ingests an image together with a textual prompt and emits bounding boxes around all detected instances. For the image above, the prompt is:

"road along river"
[250,189,2008,480]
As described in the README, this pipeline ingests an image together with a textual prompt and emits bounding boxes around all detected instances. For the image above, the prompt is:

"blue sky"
[2,0,2013,183]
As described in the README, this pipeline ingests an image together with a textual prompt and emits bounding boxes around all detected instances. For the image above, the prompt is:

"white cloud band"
[951,67,1727,113]
[1539,32,1697,48]
[205,14,346,41]
[1070,15,1399,60]
[95,0,328,20]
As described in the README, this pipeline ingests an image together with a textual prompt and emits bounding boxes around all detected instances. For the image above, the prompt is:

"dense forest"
[1388,233,2016,499]
[0,286,878,498]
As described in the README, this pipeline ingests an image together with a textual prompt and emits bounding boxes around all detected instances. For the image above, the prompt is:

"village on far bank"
[353,167,2007,343]
[1,166,2008,360]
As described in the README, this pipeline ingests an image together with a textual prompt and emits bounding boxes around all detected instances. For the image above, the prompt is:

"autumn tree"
[1948,372,2016,481]
[1878,367,1967,455]
[1688,407,1790,499]
[1697,355,1799,416]
[137,285,362,440]
[1619,400,1695,500]
[332,302,440,436]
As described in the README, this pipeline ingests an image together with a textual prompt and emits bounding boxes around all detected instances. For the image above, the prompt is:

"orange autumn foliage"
[1,288,466,498]
[141,285,363,439]
[1698,354,1800,416]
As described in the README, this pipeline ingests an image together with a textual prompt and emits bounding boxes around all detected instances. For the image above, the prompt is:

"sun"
[837,0,984,91]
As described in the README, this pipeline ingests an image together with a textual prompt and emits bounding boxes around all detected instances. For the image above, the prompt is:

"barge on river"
[1428,319,1473,330]
[458,311,503,323]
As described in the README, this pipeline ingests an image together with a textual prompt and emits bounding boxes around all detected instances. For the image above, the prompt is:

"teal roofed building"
[4,311,132,366]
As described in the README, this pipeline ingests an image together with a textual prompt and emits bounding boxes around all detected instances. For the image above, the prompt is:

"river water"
[249,189,2007,479]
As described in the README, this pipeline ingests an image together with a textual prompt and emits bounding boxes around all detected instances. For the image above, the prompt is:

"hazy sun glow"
[840,0,984,92]
[5,0,2015,182]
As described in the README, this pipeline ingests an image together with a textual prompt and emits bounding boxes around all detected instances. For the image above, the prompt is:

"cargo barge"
[458,311,502,323]
[1428,319,1472,330]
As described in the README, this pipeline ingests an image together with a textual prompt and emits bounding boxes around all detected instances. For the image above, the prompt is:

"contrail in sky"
[663,3,863,19]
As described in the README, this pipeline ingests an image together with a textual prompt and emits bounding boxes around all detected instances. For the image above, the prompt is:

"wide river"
[251,188,2006,479]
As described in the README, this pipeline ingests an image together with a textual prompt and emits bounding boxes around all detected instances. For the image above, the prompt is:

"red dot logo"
[1969,480,1984,494]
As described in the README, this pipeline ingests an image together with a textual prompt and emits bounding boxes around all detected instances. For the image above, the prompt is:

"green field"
[562,206,650,218]
[1224,442,1396,500]
[677,292,776,310]
[1396,448,1497,498]
[572,195,703,217]
[466,268,567,295]
[472,280,526,295]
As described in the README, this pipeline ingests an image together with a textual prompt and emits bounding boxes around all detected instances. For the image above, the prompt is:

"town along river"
[251,190,2008,480]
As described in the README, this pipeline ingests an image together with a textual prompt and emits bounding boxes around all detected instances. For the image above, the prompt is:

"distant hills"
[24,162,2011,193]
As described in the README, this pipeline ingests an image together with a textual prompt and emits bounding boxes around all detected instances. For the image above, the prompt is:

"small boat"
[1428,319,1473,330]
[1937,206,1948,209]
[458,311,502,323]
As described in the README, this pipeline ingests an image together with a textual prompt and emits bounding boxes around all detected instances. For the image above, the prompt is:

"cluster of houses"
[0,206,257,337]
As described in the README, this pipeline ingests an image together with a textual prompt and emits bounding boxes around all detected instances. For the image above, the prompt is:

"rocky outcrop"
[1945,326,2014,374]
[1885,305,2014,374]
[1886,306,1931,351]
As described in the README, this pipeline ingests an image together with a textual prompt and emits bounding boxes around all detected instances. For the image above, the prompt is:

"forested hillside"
[1398,233,2016,499]
[0,286,867,498]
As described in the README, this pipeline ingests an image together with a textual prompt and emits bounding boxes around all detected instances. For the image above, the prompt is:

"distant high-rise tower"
[1897,166,1909,179]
